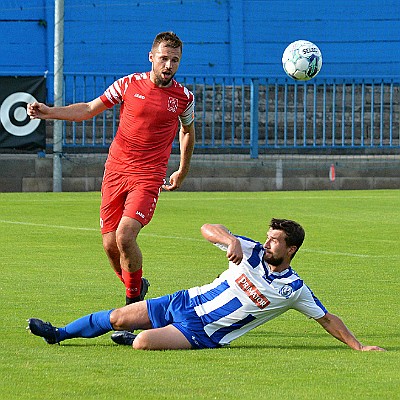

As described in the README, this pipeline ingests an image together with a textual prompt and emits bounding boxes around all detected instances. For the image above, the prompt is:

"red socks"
[122,268,143,300]
[114,270,124,283]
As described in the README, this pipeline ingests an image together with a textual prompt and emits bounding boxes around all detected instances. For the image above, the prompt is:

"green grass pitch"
[0,190,399,399]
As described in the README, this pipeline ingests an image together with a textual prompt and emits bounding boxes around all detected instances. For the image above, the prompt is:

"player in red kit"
[27,32,195,305]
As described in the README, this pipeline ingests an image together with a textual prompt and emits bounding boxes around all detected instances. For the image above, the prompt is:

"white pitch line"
[159,195,400,202]
[301,249,372,258]
[0,219,396,259]
[0,219,96,231]
[11,193,395,202]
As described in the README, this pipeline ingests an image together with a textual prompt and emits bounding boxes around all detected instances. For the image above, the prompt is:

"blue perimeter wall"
[1,0,399,99]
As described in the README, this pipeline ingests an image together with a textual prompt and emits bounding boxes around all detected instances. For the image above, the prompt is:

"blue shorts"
[146,290,220,349]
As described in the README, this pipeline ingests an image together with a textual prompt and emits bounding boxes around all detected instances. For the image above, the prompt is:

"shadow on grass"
[232,344,398,351]
[56,340,398,351]
[233,343,345,351]
[42,331,398,351]
[58,342,119,348]
[228,330,397,351]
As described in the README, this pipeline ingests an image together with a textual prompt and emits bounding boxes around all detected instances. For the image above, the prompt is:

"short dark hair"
[152,31,183,53]
[269,218,305,259]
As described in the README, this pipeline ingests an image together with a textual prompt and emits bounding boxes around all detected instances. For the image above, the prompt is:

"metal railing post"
[250,78,259,159]
[53,0,64,192]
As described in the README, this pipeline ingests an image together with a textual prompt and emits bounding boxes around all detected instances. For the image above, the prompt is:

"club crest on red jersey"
[167,97,178,113]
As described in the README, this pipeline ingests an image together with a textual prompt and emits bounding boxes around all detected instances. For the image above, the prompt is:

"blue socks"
[57,309,114,342]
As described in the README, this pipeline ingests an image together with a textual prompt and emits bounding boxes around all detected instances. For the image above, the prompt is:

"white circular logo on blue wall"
[0,92,41,136]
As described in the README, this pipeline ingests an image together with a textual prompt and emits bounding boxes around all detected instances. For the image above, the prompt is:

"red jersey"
[100,72,195,178]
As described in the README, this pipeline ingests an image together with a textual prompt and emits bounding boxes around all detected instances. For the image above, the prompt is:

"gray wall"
[1,153,398,192]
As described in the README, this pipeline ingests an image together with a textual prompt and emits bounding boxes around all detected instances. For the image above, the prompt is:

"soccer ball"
[282,40,322,81]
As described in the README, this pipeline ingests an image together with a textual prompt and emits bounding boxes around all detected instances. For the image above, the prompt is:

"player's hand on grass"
[360,345,386,352]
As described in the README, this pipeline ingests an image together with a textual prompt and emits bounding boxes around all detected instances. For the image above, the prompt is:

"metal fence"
[60,74,400,157]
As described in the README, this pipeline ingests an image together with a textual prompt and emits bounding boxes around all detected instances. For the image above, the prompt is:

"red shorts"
[100,170,163,234]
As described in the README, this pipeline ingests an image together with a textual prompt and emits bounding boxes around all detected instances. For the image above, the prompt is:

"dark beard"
[265,254,284,267]
[154,73,174,87]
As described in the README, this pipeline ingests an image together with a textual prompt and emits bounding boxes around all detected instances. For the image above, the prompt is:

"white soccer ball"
[282,40,322,81]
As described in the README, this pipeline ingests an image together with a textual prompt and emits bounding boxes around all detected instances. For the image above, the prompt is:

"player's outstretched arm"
[27,97,108,122]
[315,312,386,351]
[200,224,243,265]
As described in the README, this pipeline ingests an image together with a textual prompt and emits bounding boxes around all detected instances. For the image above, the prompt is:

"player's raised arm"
[27,97,108,122]
[200,224,243,265]
[315,312,386,351]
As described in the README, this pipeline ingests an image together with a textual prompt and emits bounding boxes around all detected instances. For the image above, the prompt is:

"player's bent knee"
[109,308,127,331]
[115,232,137,255]
[116,220,141,247]
[132,331,151,350]
[102,235,118,255]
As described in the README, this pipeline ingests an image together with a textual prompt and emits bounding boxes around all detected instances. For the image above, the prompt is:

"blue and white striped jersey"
[187,235,327,346]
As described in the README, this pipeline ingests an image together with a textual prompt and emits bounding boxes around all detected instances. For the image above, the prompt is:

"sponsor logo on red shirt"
[235,274,270,309]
